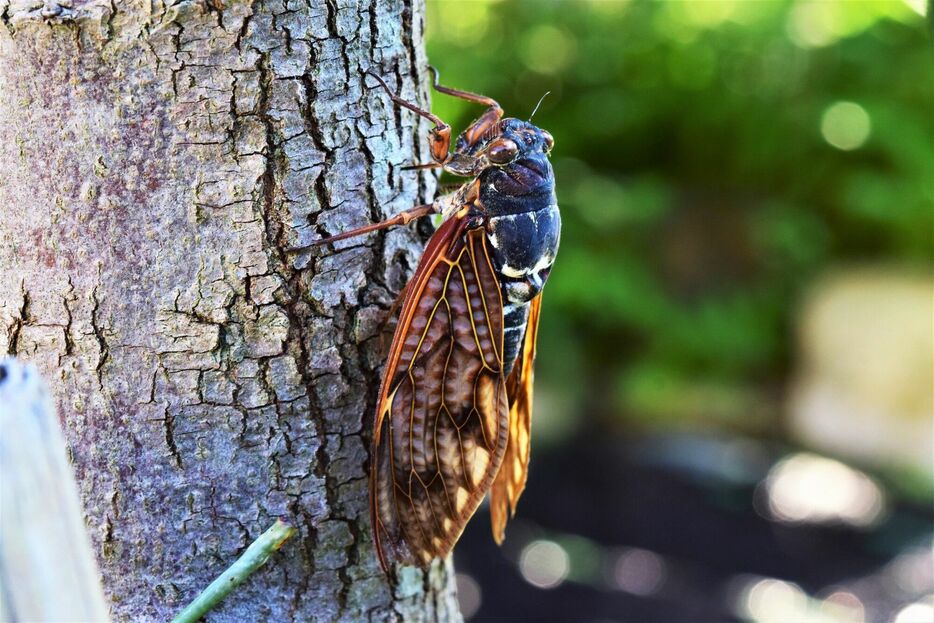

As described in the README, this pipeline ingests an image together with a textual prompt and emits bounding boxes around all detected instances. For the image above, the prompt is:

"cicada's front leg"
[364,68,504,176]
[364,71,454,167]
[293,70,498,251]
[427,66,503,152]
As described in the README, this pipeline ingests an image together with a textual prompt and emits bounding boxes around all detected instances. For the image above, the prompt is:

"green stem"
[171,519,296,623]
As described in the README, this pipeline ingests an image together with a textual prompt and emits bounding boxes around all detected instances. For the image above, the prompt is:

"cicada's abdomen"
[477,120,560,372]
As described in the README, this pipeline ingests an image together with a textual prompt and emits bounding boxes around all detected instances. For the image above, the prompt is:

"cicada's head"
[462,118,553,163]
[469,118,555,197]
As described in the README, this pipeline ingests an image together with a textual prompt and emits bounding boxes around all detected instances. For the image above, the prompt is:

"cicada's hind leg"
[288,203,437,251]
[428,65,503,151]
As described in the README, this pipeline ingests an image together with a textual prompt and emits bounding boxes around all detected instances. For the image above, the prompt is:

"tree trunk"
[0,1,461,621]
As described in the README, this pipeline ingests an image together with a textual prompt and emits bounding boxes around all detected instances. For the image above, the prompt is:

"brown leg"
[428,65,499,108]
[366,68,502,176]
[428,66,503,149]
[289,203,437,250]
[401,162,443,172]
[365,71,452,164]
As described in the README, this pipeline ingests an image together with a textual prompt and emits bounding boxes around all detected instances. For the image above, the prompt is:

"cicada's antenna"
[528,91,551,122]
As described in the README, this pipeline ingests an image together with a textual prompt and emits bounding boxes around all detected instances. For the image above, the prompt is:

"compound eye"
[541,131,554,152]
[486,138,519,164]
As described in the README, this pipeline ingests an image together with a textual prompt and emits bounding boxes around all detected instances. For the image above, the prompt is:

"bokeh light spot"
[455,572,482,619]
[901,0,927,16]
[519,540,570,589]
[764,452,885,527]
[684,0,736,27]
[613,548,666,596]
[431,2,491,47]
[786,1,836,47]
[887,545,934,595]
[821,590,865,623]
[893,598,934,623]
[821,101,871,151]
[740,577,809,623]
[585,0,633,16]
[520,25,576,75]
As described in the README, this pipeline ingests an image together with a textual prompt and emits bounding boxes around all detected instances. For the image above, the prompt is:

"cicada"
[308,69,559,572]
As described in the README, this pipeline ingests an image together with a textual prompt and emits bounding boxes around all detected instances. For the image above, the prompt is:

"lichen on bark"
[0,1,461,620]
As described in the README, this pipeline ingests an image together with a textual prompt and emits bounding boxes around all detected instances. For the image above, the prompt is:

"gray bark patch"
[0,1,462,620]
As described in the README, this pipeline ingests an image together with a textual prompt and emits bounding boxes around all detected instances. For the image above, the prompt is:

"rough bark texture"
[0,1,461,621]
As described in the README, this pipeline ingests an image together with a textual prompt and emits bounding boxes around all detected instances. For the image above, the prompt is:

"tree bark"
[0,1,461,621]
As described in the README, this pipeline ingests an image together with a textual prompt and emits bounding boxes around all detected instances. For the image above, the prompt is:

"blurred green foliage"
[425,0,932,436]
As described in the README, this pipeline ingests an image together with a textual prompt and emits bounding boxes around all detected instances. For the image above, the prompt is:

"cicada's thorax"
[477,149,560,373]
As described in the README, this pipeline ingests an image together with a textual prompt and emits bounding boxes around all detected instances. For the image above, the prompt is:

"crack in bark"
[90,281,109,393]
[162,403,183,469]
[5,282,30,356]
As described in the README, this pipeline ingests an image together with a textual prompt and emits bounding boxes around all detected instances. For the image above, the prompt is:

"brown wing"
[490,293,543,544]
[370,214,510,571]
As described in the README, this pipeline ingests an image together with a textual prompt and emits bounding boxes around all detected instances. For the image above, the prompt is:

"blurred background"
[423,1,933,621]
